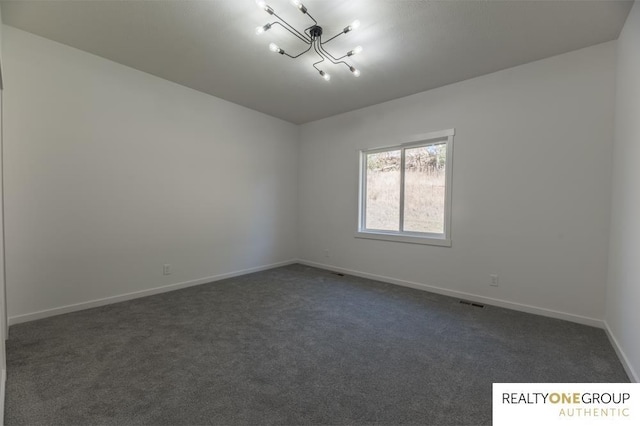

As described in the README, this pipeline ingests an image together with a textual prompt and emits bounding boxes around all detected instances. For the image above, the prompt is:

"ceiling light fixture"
[255,0,362,81]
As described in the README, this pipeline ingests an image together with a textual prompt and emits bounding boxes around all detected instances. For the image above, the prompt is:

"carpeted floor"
[4,264,629,425]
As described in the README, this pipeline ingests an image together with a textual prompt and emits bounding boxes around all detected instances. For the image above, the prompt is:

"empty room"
[0,0,638,425]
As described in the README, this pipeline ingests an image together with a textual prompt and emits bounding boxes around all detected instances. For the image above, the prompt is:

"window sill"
[355,230,451,247]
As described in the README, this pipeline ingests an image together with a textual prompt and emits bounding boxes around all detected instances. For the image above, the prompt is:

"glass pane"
[403,144,446,233]
[365,150,401,231]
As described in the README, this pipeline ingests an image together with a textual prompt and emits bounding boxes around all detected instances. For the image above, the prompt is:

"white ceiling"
[0,0,633,124]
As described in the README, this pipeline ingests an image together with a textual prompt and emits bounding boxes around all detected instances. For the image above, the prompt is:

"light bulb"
[344,20,361,33]
[350,66,361,77]
[256,0,274,14]
[268,43,284,54]
[348,45,363,56]
[291,0,307,14]
[319,70,331,81]
[256,23,271,35]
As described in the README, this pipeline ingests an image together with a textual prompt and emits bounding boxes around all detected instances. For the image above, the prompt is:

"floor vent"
[459,300,485,308]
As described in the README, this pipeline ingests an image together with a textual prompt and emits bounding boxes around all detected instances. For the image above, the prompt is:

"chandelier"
[255,0,362,81]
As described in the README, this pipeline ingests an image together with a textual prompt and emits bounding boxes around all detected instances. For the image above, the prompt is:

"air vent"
[459,300,485,308]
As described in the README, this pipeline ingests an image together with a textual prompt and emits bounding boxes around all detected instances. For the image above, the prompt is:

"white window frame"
[356,128,454,247]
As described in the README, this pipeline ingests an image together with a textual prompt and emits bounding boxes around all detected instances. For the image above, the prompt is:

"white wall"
[0,88,5,422]
[2,25,299,322]
[0,6,6,421]
[606,1,640,383]
[298,42,616,325]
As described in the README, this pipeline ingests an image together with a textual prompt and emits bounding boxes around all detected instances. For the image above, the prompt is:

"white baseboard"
[9,257,606,330]
[297,259,604,328]
[1,368,5,426]
[604,322,639,383]
[8,259,298,326]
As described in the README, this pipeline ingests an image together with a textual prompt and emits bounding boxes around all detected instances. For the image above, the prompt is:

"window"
[357,129,454,246]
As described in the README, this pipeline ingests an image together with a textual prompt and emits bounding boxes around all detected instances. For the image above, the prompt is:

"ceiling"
[0,0,633,124]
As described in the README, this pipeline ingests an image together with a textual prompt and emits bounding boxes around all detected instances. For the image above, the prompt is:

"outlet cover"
[163,264,172,275]
[490,274,499,287]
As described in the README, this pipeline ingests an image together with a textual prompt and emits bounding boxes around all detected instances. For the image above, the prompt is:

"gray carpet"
[5,264,629,425]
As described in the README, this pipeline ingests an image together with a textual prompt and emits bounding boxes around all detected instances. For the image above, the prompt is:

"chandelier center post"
[309,25,323,39]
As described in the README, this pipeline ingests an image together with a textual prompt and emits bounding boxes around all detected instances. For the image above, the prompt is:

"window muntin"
[358,129,453,246]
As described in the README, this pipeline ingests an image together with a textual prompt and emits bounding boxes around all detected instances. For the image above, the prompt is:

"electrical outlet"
[324,249,330,258]
[490,274,499,287]
[163,264,172,275]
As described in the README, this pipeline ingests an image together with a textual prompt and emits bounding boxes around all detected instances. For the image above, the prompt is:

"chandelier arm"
[303,24,315,38]
[312,41,328,66]
[283,44,313,59]
[317,39,340,63]
[272,11,311,43]
[317,37,352,69]
[269,21,311,45]
[325,55,351,69]
[321,31,345,45]
[318,48,341,65]
[314,47,353,76]
[305,11,318,25]
[336,46,363,61]
[339,61,354,70]
[312,60,324,73]
[317,38,358,73]
[314,40,345,66]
